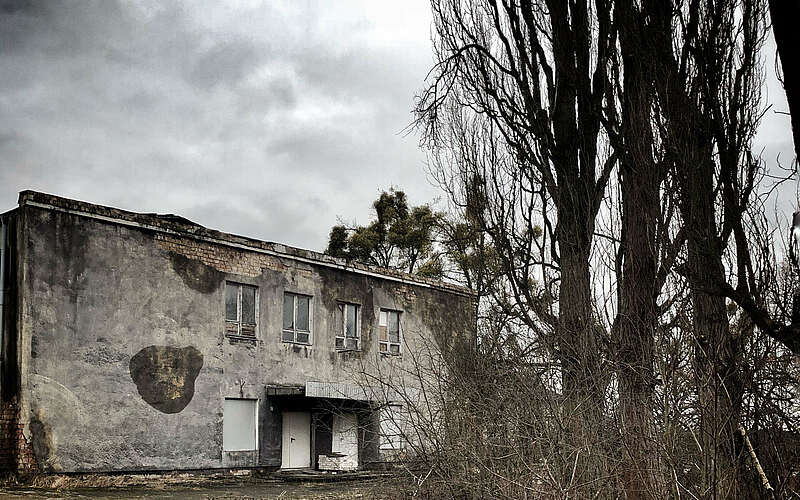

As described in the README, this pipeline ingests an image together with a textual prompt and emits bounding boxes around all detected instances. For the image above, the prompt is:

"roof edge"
[18,190,477,298]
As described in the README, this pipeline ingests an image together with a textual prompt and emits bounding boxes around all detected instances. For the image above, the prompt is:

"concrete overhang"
[265,382,395,403]
[304,381,375,402]
[265,385,305,397]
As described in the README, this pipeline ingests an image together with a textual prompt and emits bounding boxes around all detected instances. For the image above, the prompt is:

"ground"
[0,472,398,499]
[0,479,392,499]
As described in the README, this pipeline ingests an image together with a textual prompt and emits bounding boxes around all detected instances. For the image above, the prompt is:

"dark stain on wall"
[29,410,54,471]
[129,346,204,414]
[415,287,477,361]
[168,251,224,294]
[30,210,89,290]
[317,267,375,353]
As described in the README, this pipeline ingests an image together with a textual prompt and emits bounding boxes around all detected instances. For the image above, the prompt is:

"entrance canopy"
[305,381,375,401]
[266,381,409,402]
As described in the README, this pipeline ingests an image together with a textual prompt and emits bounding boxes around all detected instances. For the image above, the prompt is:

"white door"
[281,411,311,468]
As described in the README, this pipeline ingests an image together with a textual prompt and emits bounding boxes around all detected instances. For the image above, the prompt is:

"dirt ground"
[0,478,394,499]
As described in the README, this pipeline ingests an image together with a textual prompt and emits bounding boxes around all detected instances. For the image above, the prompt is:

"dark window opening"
[283,292,312,344]
[225,282,258,340]
[336,303,360,350]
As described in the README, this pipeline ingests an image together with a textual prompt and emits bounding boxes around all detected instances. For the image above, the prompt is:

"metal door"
[281,411,311,468]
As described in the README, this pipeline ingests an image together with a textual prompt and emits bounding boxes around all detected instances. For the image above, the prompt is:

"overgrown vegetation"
[350,0,800,498]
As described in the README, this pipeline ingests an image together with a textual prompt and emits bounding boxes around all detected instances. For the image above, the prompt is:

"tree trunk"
[687,237,745,499]
[680,152,745,499]
[548,0,609,487]
[769,0,800,161]
[616,1,661,493]
[557,226,606,489]
[644,1,748,493]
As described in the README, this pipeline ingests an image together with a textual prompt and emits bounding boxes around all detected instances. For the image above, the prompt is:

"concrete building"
[0,191,475,473]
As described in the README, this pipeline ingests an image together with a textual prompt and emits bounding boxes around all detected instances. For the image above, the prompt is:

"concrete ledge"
[17,190,477,298]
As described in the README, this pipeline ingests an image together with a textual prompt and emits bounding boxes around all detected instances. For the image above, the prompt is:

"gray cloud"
[0,0,438,250]
[1,1,795,253]
[186,39,263,90]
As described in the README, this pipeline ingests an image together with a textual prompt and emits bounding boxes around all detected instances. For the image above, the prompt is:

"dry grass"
[0,470,247,490]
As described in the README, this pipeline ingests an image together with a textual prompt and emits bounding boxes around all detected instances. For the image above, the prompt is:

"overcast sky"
[1,0,796,251]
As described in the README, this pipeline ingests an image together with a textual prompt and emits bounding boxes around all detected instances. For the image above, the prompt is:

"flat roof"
[17,190,476,298]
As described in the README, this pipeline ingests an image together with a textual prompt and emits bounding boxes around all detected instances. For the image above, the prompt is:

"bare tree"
[634,0,771,495]
[417,0,616,487]
[410,1,800,498]
[604,0,667,495]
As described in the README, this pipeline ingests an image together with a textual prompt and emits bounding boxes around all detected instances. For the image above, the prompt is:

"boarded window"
[283,292,312,344]
[378,309,401,354]
[379,404,407,450]
[225,282,258,339]
[336,303,360,350]
[223,398,258,451]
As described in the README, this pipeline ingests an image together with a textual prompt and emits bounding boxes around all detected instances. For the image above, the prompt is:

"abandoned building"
[0,190,476,473]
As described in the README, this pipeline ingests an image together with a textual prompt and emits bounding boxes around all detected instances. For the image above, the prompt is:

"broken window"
[223,398,258,451]
[336,303,360,350]
[225,282,258,339]
[283,292,312,344]
[378,309,401,354]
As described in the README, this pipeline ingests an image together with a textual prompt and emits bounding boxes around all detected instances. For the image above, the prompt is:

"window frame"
[282,291,313,345]
[336,302,361,351]
[225,282,259,340]
[378,308,402,355]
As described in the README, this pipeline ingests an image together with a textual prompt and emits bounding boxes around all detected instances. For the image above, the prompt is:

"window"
[336,303,360,350]
[283,292,311,344]
[378,309,401,354]
[225,282,257,339]
[223,398,258,451]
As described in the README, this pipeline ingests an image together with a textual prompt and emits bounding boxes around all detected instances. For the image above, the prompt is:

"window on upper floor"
[378,309,401,354]
[336,303,360,351]
[225,282,257,339]
[283,292,311,344]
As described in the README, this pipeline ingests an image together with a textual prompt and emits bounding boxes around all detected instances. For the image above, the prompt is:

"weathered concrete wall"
[16,201,475,472]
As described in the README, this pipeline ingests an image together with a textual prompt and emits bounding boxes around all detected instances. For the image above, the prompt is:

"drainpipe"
[0,217,6,366]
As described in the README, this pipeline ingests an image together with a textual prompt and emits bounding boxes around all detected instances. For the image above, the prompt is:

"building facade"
[0,191,475,473]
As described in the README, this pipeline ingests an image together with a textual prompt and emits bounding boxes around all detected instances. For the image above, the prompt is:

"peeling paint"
[30,409,55,471]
